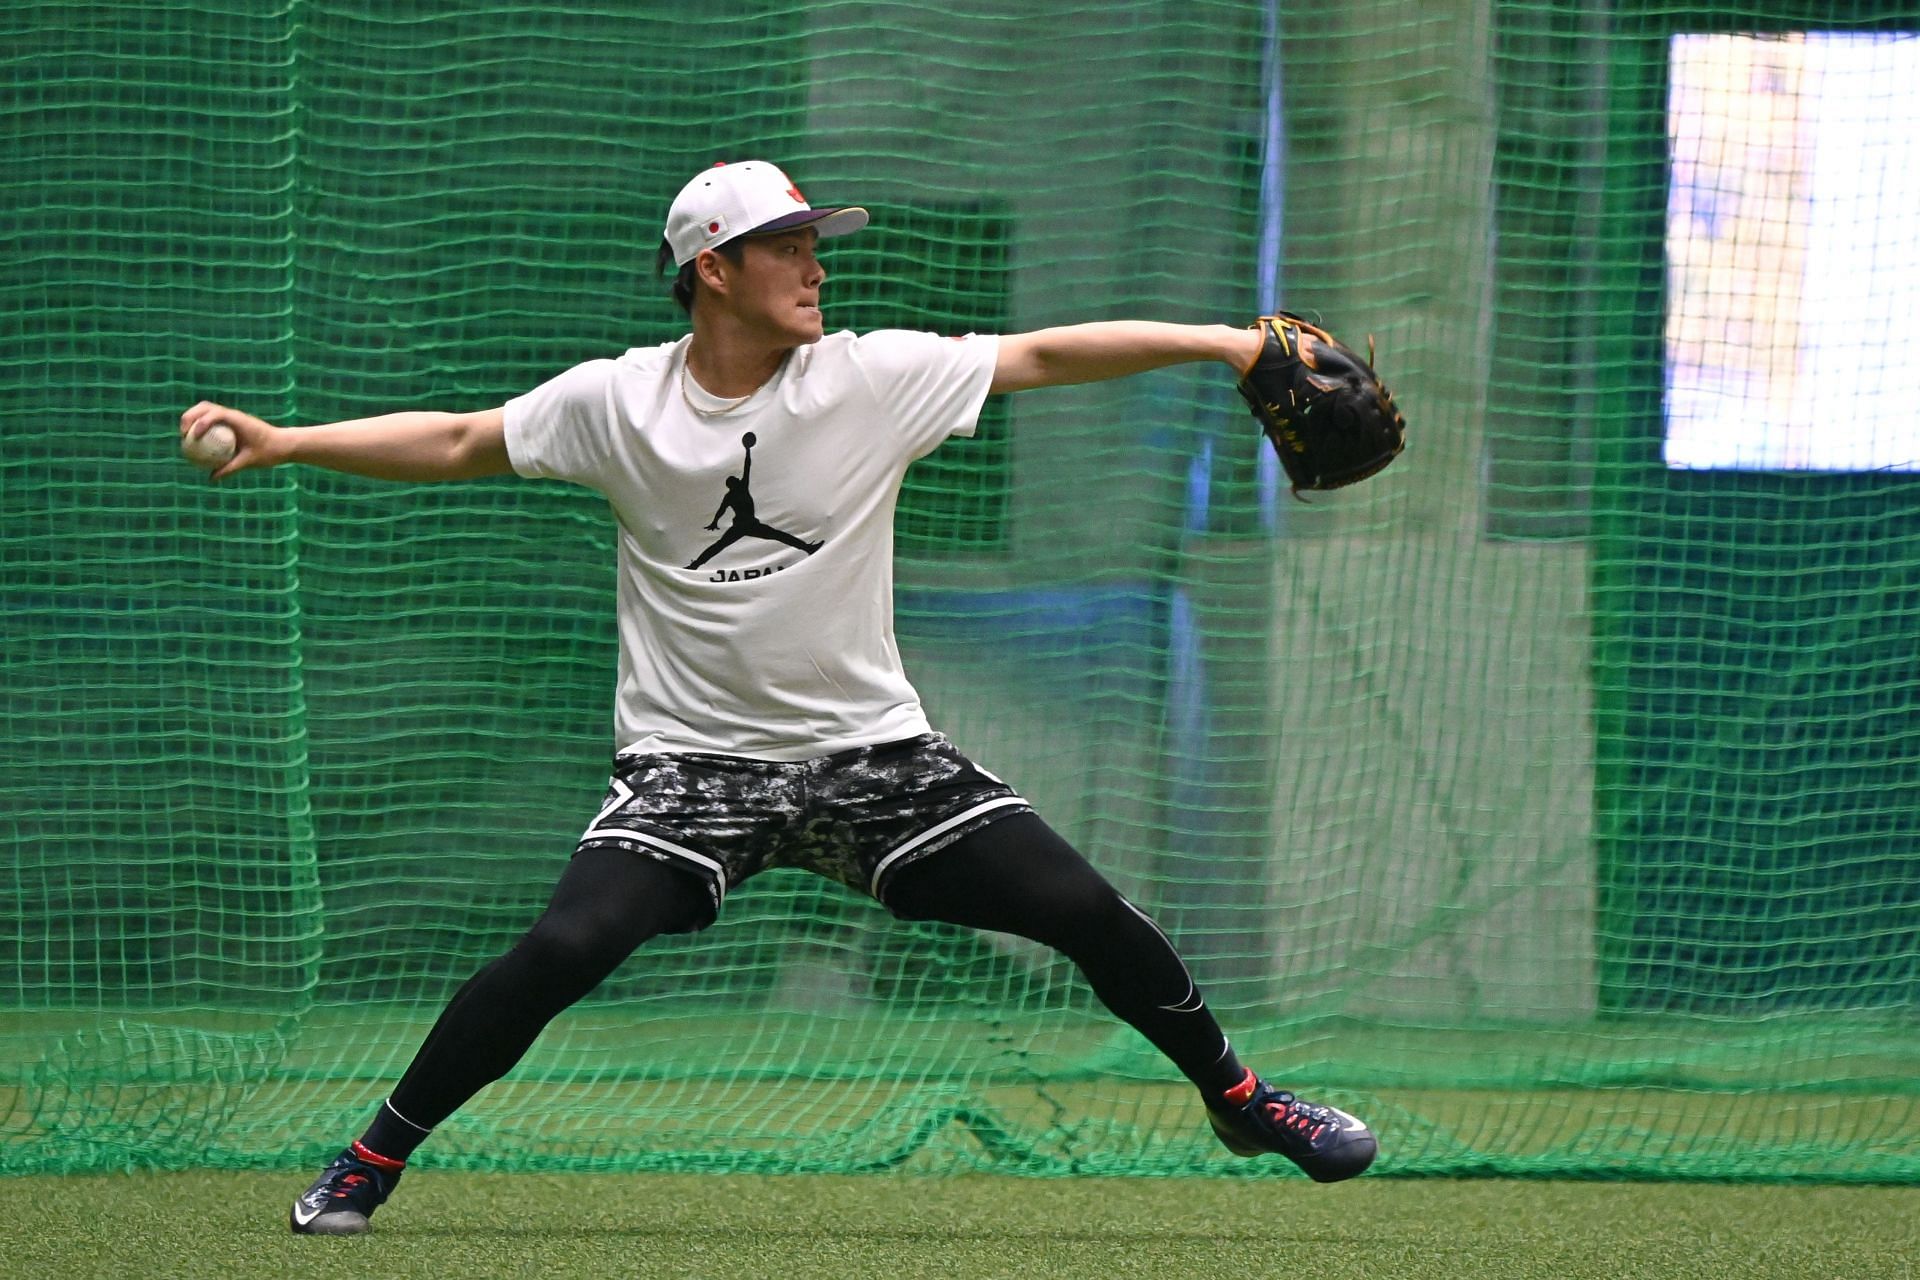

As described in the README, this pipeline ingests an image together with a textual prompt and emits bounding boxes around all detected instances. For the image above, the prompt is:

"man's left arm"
[989,322,1263,395]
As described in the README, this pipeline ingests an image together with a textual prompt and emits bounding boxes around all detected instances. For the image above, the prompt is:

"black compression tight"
[884,813,1243,1094]
[382,846,712,1137]
[375,813,1240,1153]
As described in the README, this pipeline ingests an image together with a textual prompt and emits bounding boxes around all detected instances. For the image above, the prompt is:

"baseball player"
[181,160,1382,1235]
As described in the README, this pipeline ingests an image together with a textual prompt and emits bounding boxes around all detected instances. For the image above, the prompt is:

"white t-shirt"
[503,329,1000,761]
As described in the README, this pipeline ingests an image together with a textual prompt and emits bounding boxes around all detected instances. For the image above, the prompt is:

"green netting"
[4,0,1918,1183]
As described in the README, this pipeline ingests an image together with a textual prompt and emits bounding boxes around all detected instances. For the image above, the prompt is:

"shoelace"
[1259,1092,1333,1145]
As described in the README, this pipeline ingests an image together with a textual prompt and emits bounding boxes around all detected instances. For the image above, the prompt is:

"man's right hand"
[176,404,510,483]
[179,401,282,482]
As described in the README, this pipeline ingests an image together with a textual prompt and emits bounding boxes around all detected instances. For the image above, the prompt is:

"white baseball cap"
[664,160,868,267]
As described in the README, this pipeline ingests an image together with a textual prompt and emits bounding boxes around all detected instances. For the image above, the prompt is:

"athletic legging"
[384,812,1240,1138]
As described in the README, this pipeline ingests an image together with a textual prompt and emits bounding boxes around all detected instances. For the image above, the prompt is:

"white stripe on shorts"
[579,825,731,903]
[868,795,1031,899]
[590,777,635,828]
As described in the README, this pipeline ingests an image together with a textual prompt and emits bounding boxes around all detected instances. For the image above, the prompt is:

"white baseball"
[182,423,237,470]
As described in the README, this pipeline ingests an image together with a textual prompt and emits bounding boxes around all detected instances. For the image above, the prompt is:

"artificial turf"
[2,1170,1915,1279]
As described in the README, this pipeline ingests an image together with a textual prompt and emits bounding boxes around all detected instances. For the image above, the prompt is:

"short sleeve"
[502,359,619,486]
[846,330,1000,458]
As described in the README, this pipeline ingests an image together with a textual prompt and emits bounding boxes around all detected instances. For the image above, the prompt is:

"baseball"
[182,424,237,470]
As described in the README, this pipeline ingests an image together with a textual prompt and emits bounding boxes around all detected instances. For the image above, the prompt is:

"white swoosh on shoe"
[1329,1108,1370,1134]
[290,1198,324,1227]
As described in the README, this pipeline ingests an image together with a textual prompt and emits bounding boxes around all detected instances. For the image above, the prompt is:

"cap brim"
[748,206,869,240]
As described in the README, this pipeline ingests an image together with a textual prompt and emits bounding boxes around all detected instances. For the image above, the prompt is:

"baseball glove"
[1236,312,1406,497]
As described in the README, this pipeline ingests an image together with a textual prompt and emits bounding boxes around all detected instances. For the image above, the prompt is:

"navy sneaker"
[1205,1069,1377,1182]
[289,1143,404,1235]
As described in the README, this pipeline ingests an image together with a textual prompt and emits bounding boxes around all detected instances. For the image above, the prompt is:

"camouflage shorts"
[576,732,1031,919]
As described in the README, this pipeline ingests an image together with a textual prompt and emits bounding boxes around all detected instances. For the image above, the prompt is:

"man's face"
[713,227,827,346]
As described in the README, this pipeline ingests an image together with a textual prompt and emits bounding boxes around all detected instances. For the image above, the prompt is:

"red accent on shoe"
[350,1140,406,1172]
[1222,1068,1259,1107]
[1267,1103,1324,1140]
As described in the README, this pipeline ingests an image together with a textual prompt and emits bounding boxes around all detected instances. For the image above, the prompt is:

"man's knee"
[517,909,640,989]
[534,848,717,964]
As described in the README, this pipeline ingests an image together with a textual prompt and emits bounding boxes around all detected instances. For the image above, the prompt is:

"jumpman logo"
[685,431,824,571]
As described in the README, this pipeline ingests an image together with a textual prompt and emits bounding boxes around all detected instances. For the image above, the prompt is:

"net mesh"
[4,0,1917,1182]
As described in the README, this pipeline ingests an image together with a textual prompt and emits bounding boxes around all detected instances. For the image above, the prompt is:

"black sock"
[357,1098,433,1164]
[1204,1045,1251,1100]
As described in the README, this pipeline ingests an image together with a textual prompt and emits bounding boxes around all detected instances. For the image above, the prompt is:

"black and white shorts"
[576,732,1032,918]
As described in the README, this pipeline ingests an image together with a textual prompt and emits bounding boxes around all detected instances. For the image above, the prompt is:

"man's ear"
[694,248,730,296]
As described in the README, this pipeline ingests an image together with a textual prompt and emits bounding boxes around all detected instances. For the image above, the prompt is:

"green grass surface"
[2,1171,1915,1279]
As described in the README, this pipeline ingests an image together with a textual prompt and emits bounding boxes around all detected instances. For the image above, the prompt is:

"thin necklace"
[680,361,755,417]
